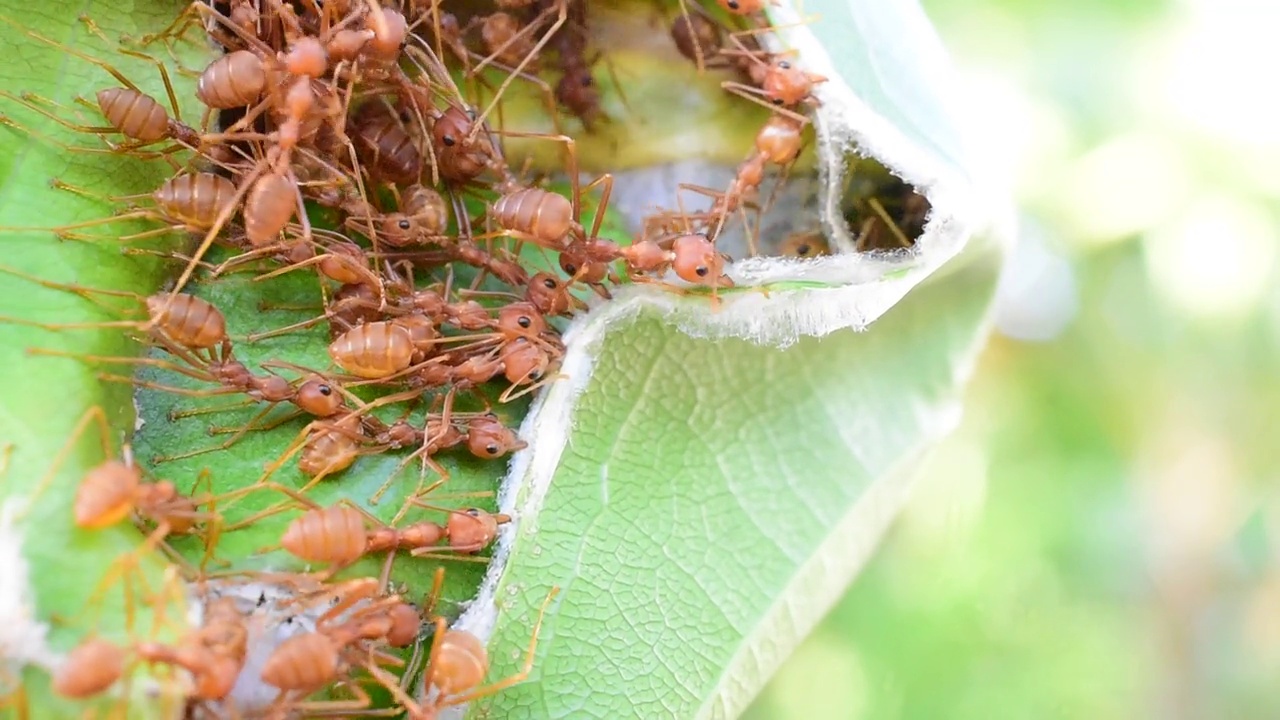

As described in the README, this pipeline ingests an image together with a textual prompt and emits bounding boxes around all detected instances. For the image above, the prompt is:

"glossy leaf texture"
[454,0,1012,717]
[0,4,213,719]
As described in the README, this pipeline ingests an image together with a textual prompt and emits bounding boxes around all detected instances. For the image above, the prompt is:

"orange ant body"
[256,580,419,713]
[196,50,269,110]
[50,638,126,699]
[491,188,577,250]
[371,586,562,720]
[279,502,510,566]
[73,448,204,535]
[296,415,365,480]
[718,44,827,123]
[328,319,433,379]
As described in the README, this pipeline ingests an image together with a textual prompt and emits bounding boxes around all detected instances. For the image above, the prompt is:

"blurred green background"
[746,0,1280,717]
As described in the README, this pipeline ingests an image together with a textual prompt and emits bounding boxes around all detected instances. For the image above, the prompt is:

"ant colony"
[0,0,930,717]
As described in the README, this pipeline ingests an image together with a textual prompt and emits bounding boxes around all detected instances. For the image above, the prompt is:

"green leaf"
[0,1,1007,719]
[0,4,213,719]
[455,0,1011,717]
[468,238,1001,719]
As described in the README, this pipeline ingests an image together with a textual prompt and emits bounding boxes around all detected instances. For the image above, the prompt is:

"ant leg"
[370,385,462,506]
[0,17,144,94]
[20,406,113,517]
[196,243,307,284]
[0,262,147,312]
[26,347,211,381]
[287,684,377,715]
[581,173,615,240]
[137,1,204,48]
[207,407,306,437]
[719,82,813,124]
[50,178,167,206]
[217,479,324,531]
[120,248,228,277]
[244,312,339,343]
[388,477,457,526]
[676,0,709,73]
[466,0,568,144]
[499,369,565,404]
[83,522,176,634]
[252,250,381,290]
[0,90,117,135]
[866,197,913,248]
[361,663,427,718]
[475,55,565,136]
[368,430,451,506]
[599,51,634,118]
[96,373,244,399]
[0,208,169,239]
[149,405,289,465]
[111,46,185,123]
[416,615,451,698]
[58,223,189,245]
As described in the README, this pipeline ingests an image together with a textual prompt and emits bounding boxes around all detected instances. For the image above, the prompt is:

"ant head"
[781,232,830,258]
[444,508,504,555]
[718,0,767,13]
[433,106,472,148]
[525,272,571,315]
[465,415,523,459]
[497,302,546,339]
[671,234,728,286]
[559,250,608,284]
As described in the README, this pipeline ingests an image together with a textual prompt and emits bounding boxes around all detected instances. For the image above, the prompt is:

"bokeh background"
[746,0,1280,717]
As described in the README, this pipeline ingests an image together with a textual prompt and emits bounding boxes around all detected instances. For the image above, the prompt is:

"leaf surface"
[455,0,1010,717]
[0,4,213,718]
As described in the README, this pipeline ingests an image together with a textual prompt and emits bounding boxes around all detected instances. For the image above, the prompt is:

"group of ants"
[0,0,834,717]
